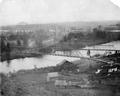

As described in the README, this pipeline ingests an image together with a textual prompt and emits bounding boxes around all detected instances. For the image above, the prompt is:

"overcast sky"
[0,0,120,26]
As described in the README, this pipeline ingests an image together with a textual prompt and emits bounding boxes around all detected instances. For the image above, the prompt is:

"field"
[13,71,112,96]
[11,59,119,96]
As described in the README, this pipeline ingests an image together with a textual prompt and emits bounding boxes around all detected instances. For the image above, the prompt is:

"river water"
[0,41,120,73]
[0,55,80,73]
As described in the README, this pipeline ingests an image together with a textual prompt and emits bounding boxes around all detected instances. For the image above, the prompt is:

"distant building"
[103,24,120,33]
[70,27,92,33]
[1,24,33,35]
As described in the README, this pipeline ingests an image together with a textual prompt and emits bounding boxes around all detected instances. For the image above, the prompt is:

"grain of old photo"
[0,0,120,96]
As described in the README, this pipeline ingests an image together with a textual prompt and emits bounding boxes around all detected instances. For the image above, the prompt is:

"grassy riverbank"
[2,57,120,96]
[52,39,110,51]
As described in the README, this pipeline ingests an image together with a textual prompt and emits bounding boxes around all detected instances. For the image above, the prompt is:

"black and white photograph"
[0,0,120,96]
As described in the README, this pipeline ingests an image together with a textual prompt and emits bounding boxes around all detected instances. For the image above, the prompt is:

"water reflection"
[1,36,11,64]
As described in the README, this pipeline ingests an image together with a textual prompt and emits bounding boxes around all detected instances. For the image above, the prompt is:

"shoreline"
[0,52,44,62]
[1,40,119,62]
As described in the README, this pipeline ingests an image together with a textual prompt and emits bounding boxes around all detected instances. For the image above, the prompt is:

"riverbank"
[0,39,114,62]
[55,38,110,51]
[0,52,43,62]
[4,57,119,96]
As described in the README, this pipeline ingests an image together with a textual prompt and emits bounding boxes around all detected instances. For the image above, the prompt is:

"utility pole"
[52,25,56,52]
[54,27,56,51]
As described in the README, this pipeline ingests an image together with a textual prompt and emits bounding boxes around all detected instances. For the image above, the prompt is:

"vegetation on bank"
[0,73,29,96]
[1,57,119,96]
[1,52,120,96]
[57,27,120,51]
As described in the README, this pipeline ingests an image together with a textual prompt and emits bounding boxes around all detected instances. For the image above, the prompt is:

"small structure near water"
[54,78,91,88]
[55,79,67,87]
[56,60,78,73]
[47,72,60,82]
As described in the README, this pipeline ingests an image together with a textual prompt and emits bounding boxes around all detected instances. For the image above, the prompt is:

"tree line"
[61,27,120,42]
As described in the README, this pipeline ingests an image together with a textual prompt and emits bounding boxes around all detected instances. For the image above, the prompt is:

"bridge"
[50,52,109,63]
[16,49,118,64]
[9,44,120,57]
[1,44,120,64]
[16,46,120,64]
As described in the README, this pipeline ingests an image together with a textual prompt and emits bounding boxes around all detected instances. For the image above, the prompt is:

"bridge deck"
[80,48,120,51]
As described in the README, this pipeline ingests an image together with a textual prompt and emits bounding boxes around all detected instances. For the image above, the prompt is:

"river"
[0,41,120,73]
[0,55,80,73]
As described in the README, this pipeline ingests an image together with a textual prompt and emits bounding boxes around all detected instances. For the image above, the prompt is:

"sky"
[0,0,120,26]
